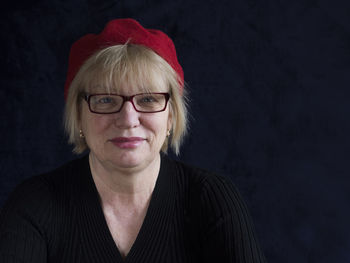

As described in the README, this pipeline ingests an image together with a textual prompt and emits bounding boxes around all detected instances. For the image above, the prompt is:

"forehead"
[84,65,169,95]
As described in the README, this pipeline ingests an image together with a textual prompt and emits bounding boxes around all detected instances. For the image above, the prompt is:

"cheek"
[82,112,112,137]
[143,115,169,139]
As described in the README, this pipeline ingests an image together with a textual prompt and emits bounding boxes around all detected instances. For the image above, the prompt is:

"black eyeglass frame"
[83,92,171,114]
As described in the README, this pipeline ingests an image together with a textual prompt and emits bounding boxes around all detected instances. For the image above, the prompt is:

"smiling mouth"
[110,137,145,149]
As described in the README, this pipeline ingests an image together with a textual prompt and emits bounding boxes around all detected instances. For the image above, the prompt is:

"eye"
[96,96,114,104]
[138,95,157,104]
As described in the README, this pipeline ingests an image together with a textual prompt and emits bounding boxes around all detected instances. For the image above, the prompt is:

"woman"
[0,18,266,262]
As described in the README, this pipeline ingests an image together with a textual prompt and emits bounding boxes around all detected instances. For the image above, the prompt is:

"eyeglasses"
[83,92,170,114]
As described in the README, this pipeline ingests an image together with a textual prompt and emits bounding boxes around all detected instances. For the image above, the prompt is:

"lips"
[110,137,145,149]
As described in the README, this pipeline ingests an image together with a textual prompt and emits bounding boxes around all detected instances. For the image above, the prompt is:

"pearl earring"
[79,129,85,138]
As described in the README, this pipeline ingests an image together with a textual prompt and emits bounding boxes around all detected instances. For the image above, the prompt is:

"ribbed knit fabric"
[0,155,266,262]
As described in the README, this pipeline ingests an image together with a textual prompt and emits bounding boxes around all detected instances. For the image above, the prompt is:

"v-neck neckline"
[74,154,177,263]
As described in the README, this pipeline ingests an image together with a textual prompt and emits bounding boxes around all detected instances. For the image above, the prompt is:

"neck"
[89,153,160,205]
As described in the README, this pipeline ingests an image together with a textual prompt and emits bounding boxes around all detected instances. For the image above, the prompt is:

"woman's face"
[80,83,172,172]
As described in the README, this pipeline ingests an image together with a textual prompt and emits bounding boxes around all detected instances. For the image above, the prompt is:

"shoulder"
[0,156,88,227]
[163,155,246,219]
[162,154,224,186]
[166,155,238,194]
[38,155,89,191]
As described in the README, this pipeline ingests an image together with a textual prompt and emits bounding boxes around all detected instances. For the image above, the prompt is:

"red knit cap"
[64,18,184,100]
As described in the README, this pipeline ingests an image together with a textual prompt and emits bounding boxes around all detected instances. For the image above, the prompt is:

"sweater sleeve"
[0,177,51,263]
[198,174,266,263]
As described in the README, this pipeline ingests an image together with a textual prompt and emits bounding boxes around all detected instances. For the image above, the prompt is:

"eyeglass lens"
[88,93,168,113]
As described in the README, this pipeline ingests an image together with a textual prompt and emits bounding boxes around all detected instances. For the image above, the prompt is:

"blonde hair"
[64,44,188,155]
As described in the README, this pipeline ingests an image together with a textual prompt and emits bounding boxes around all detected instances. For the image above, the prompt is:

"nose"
[115,101,140,128]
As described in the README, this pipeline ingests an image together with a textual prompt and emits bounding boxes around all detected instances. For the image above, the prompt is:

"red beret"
[64,18,184,100]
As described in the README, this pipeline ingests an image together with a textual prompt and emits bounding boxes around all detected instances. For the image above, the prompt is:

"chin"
[109,150,151,169]
[99,142,160,170]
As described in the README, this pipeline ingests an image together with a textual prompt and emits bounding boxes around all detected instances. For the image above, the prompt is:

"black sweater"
[0,155,266,262]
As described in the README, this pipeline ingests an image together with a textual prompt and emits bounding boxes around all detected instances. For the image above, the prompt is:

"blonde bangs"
[79,45,171,94]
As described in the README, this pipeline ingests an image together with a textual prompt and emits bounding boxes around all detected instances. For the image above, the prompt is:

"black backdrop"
[1,1,349,262]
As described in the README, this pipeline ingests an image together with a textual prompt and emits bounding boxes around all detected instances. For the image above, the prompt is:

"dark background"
[1,0,349,262]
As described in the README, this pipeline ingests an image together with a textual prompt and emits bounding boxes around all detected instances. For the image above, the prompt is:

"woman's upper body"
[62,18,189,258]
[0,154,266,263]
[62,19,189,257]
[0,18,266,262]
